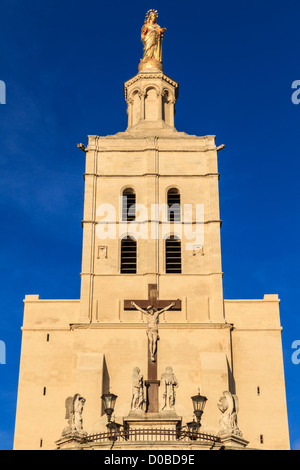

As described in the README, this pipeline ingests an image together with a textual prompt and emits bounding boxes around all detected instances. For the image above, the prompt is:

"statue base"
[219,432,249,449]
[55,431,87,450]
[123,410,182,433]
[138,58,163,73]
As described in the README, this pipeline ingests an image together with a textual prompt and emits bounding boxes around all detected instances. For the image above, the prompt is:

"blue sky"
[0,0,300,450]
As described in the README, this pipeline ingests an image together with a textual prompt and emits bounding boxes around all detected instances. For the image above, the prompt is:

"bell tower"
[14,10,290,451]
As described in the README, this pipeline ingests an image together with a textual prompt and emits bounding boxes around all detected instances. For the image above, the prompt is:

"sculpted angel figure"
[131,367,145,411]
[217,391,243,437]
[161,366,178,411]
[62,393,86,436]
[131,301,176,362]
[141,10,166,64]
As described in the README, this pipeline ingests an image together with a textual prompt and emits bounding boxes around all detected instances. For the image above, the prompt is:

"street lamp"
[191,389,207,425]
[101,392,122,439]
[101,392,118,423]
[187,389,207,435]
[186,417,200,439]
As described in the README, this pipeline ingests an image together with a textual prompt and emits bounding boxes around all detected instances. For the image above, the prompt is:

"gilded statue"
[139,10,166,71]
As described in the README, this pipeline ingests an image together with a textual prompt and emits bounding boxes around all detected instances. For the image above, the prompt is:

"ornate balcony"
[56,427,223,450]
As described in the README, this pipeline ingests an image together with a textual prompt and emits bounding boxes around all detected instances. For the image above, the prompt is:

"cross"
[124,284,181,413]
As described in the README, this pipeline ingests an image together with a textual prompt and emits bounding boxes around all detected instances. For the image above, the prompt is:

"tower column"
[79,141,98,322]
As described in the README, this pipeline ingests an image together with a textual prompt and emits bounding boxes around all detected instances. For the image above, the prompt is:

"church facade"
[14,11,290,450]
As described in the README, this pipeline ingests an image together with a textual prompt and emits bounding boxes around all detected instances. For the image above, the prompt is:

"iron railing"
[82,428,221,445]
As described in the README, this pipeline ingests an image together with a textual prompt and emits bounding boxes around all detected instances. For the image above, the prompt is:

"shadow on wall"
[227,356,236,395]
[101,356,110,416]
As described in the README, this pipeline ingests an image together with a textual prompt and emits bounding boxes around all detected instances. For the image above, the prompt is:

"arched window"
[122,188,136,221]
[121,236,137,274]
[165,236,181,273]
[167,188,181,222]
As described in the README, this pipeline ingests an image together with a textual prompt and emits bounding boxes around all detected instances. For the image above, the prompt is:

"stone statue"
[62,394,86,436]
[131,301,175,362]
[73,394,86,433]
[161,366,178,411]
[140,10,166,69]
[131,367,145,411]
[217,391,243,437]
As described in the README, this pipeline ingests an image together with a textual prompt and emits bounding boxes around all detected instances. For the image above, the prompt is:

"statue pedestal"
[219,432,249,449]
[138,58,163,73]
[55,431,87,450]
[123,410,181,433]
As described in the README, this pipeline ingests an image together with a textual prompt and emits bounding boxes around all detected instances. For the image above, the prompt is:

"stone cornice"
[86,135,217,152]
[84,172,220,178]
[90,147,217,153]
[124,72,179,99]
[80,272,224,277]
[69,322,231,331]
[84,219,222,225]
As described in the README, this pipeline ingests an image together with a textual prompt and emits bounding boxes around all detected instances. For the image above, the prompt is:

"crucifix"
[124,284,181,413]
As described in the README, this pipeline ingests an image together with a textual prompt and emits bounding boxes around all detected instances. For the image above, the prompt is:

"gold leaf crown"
[144,9,158,23]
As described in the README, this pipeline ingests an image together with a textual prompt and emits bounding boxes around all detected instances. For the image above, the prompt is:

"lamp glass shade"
[191,392,207,413]
[101,393,118,413]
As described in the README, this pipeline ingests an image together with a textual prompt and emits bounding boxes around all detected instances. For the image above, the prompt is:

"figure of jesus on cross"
[131,301,176,362]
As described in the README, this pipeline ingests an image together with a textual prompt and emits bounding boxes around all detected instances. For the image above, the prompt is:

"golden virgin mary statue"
[139,10,166,72]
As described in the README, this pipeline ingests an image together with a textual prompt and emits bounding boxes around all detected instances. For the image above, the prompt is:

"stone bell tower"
[14,10,290,451]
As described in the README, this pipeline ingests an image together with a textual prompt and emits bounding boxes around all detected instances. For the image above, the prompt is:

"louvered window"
[122,188,136,221]
[166,236,182,273]
[121,237,137,274]
[167,188,181,222]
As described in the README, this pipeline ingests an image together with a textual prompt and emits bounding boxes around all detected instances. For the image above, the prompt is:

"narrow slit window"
[167,188,181,222]
[43,387,47,396]
[166,236,182,273]
[122,188,136,222]
[260,434,264,444]
[121,237,137,274]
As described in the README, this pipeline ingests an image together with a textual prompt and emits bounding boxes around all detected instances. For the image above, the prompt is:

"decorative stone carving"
[217,391,243,437]
[192,244,204,256]
[131,367,145,411]
[97,246,108,259]
[62,394,86,437]
[161,366,178,411]
[124,74,178,97]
